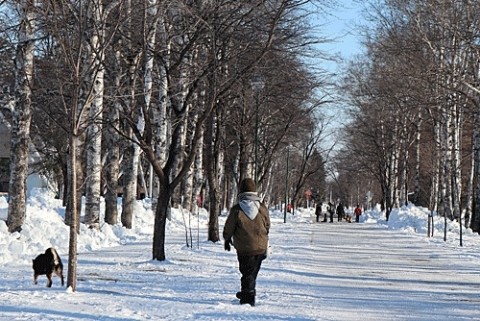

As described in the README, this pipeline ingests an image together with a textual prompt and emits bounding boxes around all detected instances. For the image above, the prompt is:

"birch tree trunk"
[121,0,142,229]
[451,98,462,220]
[84,0,104,229]
[472,102,480,232]
[465,127,475,228]
[205,112,221,242]
[183,102,199,212]
[191,93,205,214]
[7,0,35,233]
[121,130,138,229]
[104,130,119,224]
[151,14,170,213]
[104,48,122,225]
[441,98,453,220]
[391,122,400,209]
[413,113,422,205]
[399,120,408,207]
[191,133,205,214]
[430,115,440,213]
[143,0,160,201]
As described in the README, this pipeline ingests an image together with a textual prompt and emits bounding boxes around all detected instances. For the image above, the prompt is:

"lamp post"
[250,74,265,186]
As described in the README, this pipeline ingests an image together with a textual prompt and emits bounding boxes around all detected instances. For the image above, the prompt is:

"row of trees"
[0,0,333,290]
[337,0,480,234]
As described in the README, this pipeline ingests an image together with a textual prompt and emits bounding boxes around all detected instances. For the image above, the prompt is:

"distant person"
[315,202,323,222]
[328,202,334,223]
[223,178,270,306]
[336,203,345,222]
[287,203,293,213]
[354,204,362,223]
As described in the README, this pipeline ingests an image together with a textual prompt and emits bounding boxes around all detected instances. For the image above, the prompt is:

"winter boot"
[239,290,256,306]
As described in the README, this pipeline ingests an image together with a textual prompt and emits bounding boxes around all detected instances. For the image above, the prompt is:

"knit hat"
[239,178,256,193]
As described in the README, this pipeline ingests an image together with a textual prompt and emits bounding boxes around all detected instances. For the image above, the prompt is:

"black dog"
[32,247,64,287]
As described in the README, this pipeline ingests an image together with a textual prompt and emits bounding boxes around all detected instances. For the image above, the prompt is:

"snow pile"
[0,188,157,265]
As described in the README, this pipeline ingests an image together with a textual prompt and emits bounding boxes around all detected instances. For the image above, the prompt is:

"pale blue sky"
[313,1,367,72]
[308,1,369,152]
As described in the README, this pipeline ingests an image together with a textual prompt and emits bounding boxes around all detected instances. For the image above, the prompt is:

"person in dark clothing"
[328,202,334,223]
[223,178,270,306]
[336,203,345,222]
[315,202,323,222]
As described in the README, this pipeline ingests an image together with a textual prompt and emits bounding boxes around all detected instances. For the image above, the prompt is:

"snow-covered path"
[1,217,479,321]
[295,223,480,320]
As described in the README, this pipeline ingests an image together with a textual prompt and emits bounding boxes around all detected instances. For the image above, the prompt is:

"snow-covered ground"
[1,189,479,320]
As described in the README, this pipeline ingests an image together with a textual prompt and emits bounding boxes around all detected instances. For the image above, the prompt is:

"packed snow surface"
[0,189,479,320]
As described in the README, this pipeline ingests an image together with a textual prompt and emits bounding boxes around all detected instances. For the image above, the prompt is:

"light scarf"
[238,192,261,220]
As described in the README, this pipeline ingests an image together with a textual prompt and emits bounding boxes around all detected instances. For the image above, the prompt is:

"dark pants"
[237,253,266,294]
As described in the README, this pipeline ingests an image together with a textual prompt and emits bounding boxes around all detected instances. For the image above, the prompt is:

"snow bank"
[1,189,478,266]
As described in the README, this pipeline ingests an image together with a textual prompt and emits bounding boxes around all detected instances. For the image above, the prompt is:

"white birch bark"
[465,123,475,228]
[413,112,422,205]
[7,0,35,233]
[217,145,225,211]
[191,130,205,214]
[84,0,104,229]
[141,0,160,202]
[151,14,171,212]
[104,48,122,225]
[451,98,462,220]
[399,120,408,207]
[191,92,205,214]
[121,0,142,229]
[390,122,399,209]
[182,99,198,212]
[440,100,453,219]
[144,0,159,113]
[226,145,240,209]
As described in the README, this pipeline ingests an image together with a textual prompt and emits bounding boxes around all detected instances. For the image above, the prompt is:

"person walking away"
[315,202,323,222]
[354,204,362,222]
[223,178,270,306]
[336,203,345,222]
[328,202,334,223]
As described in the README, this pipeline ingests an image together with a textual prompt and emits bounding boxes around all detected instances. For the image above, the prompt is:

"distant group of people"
[315,202,362,223]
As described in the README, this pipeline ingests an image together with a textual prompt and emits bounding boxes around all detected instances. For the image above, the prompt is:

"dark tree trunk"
[153,185,171,261]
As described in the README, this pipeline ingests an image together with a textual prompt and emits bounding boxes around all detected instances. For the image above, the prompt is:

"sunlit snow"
[0,189,479,320]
